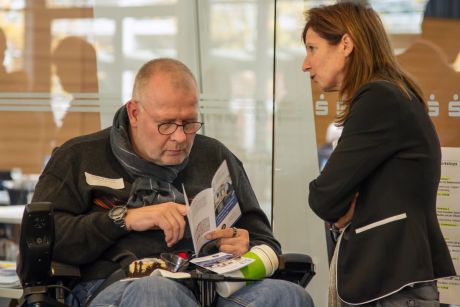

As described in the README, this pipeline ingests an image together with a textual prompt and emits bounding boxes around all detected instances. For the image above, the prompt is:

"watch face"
[109,206,127,221]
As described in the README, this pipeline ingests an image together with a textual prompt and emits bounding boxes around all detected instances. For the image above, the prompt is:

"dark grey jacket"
[309,81,456,304]
[32,130,280,281]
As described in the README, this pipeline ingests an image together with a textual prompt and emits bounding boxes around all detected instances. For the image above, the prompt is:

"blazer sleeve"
[309,83,403,222]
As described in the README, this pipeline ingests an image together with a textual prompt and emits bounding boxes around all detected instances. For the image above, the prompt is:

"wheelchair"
[16,202,315,307]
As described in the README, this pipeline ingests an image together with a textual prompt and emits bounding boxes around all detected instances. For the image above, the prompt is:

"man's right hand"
[124,203,188,247]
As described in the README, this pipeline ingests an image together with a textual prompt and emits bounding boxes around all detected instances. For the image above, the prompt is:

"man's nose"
[170,125,187,142]
[302,56,311,72]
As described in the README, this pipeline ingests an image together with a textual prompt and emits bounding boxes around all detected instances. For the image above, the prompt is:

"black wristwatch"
[108,205,129,231]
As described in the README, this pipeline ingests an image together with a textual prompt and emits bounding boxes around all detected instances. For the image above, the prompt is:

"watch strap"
[109,205,129,231]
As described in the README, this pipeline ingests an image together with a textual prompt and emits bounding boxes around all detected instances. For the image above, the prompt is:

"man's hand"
[205,227,249,257]
[124,203,188,247]
[335,192,358,229]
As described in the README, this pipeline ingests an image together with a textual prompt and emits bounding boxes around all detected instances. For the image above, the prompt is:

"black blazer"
[309,81,456,304]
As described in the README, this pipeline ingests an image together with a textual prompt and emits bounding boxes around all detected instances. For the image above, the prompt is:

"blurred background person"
[50,36,100,147]
[0,27,27,92]
[317,122,343,171]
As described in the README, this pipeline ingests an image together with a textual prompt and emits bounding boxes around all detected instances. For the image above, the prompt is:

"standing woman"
[303,2,456,306]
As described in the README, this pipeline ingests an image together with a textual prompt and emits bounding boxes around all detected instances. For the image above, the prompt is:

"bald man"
[26,58,314,307]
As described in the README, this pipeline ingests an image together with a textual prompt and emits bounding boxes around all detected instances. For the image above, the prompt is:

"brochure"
[183,160,241,255]
[190,252,254,274]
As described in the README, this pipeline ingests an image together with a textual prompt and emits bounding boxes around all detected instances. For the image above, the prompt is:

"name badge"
[85,172,125,189]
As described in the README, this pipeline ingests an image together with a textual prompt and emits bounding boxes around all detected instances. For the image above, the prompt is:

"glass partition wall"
[0,0,328,304]
[0,0,320,223]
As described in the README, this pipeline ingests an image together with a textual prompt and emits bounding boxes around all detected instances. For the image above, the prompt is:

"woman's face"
[302,28,351,92]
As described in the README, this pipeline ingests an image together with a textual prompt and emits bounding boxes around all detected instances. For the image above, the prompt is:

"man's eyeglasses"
[136,101,203,135]
[157,122,203,135]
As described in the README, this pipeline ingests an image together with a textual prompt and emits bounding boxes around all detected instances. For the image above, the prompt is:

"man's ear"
[126,99,139,128]
[341,33,354,57]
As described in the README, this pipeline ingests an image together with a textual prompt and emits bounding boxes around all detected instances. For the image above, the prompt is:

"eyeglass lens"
[158,122,202,135]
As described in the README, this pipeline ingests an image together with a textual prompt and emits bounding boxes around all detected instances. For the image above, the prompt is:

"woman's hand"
[335,192,358,229]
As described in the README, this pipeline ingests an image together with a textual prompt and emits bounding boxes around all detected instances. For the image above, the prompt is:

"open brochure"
[183,160,241,255]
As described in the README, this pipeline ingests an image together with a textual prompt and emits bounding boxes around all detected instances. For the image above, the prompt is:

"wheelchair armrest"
[271,253,315,288]
[51,262,81,279]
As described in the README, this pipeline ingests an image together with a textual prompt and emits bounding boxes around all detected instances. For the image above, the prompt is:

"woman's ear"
[342,33,354,57]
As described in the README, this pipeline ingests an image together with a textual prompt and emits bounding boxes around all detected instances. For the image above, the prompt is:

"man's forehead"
[143,72,196,94]
[141,88,199,120]
[149,70,196,87]
[148,105,200,122]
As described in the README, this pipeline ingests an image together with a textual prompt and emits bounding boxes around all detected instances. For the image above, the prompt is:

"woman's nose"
[302,56,311,72]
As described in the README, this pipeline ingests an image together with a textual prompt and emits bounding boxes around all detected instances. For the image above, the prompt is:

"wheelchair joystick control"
[17,202,65,307]
[18,202,54,288]
[216,244,279,297]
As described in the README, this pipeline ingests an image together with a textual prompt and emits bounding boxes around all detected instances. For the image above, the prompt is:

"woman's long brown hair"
[302,2,426,125]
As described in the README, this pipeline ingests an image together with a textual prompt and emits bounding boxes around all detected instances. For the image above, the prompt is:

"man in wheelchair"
[18,58,314,307]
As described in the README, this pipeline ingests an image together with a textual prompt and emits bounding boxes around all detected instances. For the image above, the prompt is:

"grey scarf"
[110,106,187,207]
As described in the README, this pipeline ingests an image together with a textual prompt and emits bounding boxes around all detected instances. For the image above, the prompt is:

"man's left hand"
[205,227,249,257]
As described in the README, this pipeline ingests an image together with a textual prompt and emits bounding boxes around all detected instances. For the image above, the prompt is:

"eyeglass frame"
[157,121,203,135]
[135,100,204,135]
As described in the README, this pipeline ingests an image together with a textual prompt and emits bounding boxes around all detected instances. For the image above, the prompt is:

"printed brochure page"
[183,160,242,254]
[190,252,255,274]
